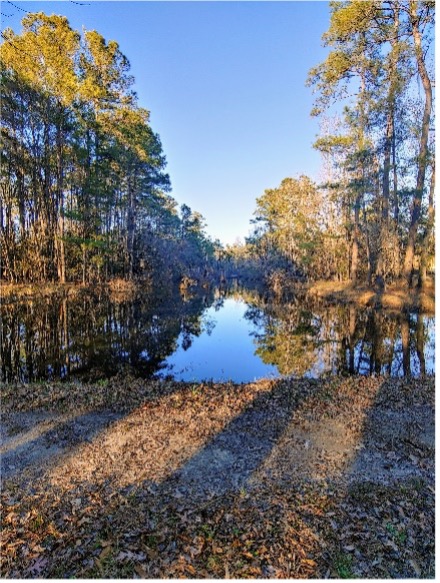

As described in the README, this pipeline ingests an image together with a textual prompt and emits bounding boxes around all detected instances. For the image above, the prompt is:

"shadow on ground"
[0,375,434,578]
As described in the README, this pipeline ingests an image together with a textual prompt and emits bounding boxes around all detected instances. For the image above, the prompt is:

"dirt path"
[1,410,124,481]
[1,376,434,578]
[2,376,433,490]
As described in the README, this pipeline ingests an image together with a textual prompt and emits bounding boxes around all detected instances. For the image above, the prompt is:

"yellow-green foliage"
[1,13,80,104]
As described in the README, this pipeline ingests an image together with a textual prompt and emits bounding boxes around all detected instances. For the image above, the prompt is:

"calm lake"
[1,286,434,383]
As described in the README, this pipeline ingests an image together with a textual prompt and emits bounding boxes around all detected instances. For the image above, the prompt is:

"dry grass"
[0,282,79,301]
[307,277,435,314]
[0,279,153,304]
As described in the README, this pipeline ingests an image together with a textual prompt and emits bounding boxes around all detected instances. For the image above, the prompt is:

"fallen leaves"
[0,376,434,578]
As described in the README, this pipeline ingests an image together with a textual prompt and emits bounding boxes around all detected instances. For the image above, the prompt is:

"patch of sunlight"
[248,377,384,486]
[45,383,268,493]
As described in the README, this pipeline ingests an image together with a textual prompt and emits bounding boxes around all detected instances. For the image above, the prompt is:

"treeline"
[0,13,216,284]
[244,1,434,287]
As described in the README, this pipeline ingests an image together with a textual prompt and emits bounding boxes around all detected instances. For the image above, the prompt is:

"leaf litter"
[0,374,434,578]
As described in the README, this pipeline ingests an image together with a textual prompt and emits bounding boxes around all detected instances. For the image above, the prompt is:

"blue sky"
[2,1,331,245]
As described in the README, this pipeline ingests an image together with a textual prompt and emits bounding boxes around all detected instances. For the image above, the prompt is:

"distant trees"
[245,174,349,283]
[2,5,434,289]
[0,13,215,284]
[253,176,324,279]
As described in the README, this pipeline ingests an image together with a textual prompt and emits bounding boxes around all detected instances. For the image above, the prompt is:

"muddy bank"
[0,375,434,578]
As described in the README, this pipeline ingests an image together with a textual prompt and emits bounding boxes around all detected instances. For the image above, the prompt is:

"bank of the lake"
[0,279,146,301]
[306,277,435,314]
[1,374,434,578]
[1,276,435,314]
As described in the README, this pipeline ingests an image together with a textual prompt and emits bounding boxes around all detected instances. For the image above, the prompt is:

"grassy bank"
[0,374,434,578]
[2,275,435,315]
[0,279,149,302]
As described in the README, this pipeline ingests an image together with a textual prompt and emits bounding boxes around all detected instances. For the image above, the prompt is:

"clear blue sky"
[3,1,330,245]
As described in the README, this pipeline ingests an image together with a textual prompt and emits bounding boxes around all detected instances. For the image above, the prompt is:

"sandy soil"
[2,379,433,491]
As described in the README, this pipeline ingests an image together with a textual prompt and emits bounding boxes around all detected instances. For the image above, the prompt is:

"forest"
[0,2,435,580]
[0,12,219,286]
[241,0,435,290]
[0,1,435,291]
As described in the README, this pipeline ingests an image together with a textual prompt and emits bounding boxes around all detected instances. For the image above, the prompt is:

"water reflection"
[0,286,434,383]
[246,300,434,378]
[1,287,215,382]
[163,298,279,382]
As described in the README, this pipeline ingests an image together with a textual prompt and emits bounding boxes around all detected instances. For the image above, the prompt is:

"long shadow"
[347,379,434,485]
[0,377,202,482]
[157,379,319,501]
[2,375,434,578]
[0,410,124,480]
[2,377,323,578]
[318,376,435,578]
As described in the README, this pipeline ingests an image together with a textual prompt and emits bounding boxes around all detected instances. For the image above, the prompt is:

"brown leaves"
[1,376,434,578]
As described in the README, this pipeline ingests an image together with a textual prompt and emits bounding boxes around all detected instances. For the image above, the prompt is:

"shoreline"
[306,277,435,314]
[1,276,435,315]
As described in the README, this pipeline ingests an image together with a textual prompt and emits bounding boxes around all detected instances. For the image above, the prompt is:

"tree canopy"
[0,13,215,284]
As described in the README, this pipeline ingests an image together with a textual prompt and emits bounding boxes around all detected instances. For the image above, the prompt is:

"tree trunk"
[377,2,398,279]
[57,215,66,284]
[419,162,435,286]
[126,175,136,280]
[350,209,360,284]
[391,1,400,225]
[55,108,66,283]
[382,111,392,222]
[402,1,433,285]
[350,66,367,285]
[392,127,399,223]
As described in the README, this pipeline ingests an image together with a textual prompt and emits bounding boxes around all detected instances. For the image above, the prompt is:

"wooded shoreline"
[1,275,435,315]
[0,3,435,577]
[1,5,435,291]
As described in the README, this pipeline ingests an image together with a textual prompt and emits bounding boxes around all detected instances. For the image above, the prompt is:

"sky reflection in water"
[163,296,434,382]
[163,298,279,382]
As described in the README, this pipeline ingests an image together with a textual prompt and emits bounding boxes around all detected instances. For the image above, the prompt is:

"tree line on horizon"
[0,13,217,285]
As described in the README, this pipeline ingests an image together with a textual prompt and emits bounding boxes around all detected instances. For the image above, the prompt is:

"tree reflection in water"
[244,295,434,378]
[1,287,214,382]
[1,286,434,382]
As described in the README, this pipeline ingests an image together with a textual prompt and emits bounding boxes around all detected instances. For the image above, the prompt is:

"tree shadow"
[315,376,435,578]
[0,410,124,480]
[157,379,320,501]
[2,375,434,578]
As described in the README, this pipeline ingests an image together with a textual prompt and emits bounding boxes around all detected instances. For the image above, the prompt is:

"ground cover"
[306,277,435,314]
[0,374,434,578]
[0,279,147,304]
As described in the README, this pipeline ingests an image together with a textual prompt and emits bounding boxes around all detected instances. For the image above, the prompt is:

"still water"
[164,298,279,382]
[1,286,434,383]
